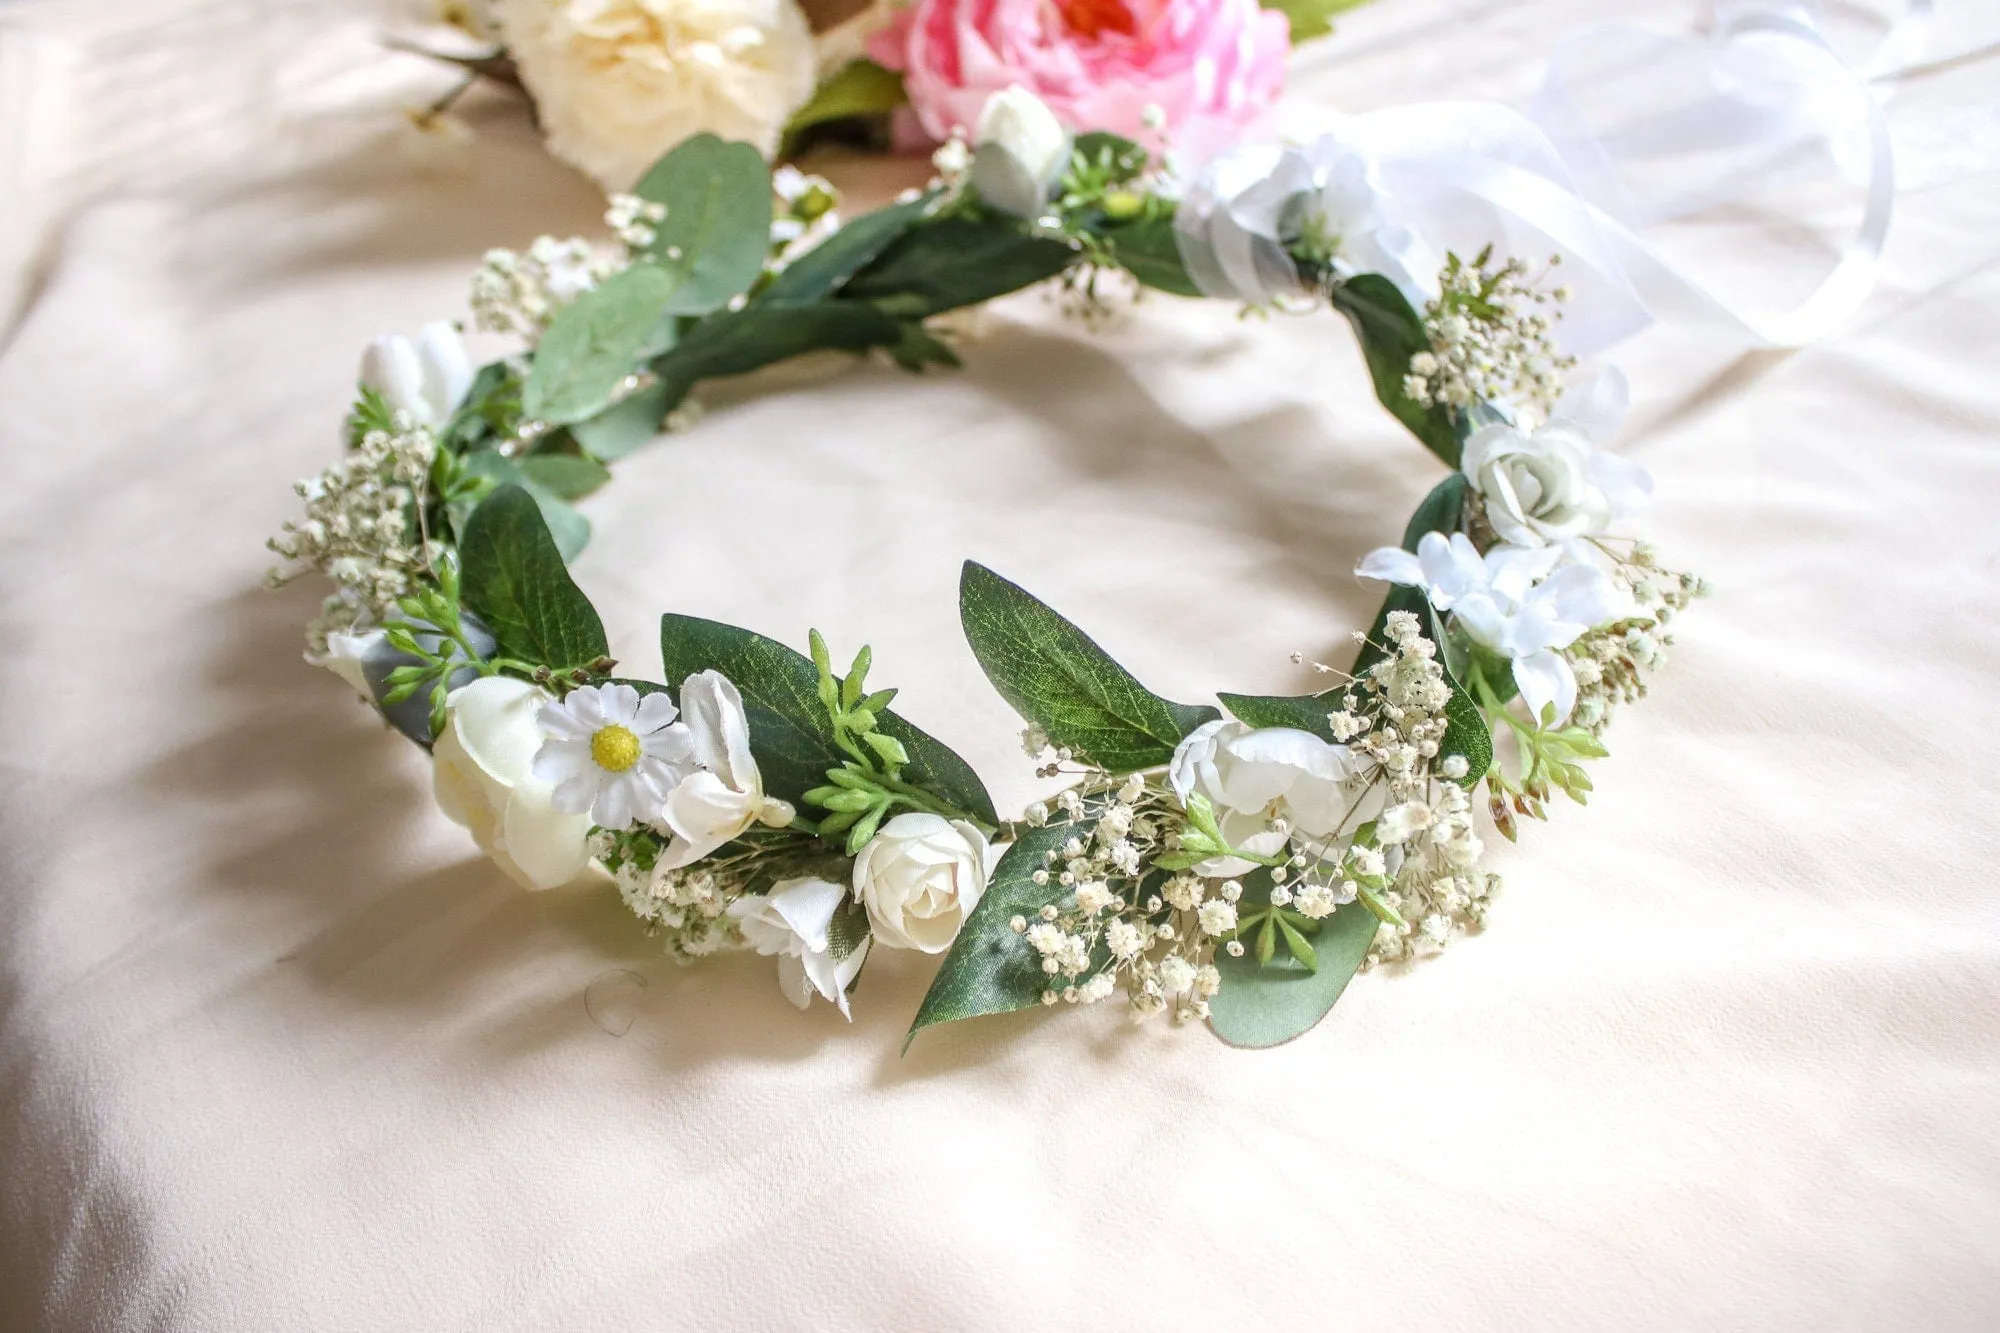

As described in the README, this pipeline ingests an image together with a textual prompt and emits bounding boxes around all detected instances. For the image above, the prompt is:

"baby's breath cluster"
[266,406,441,650]
[1566,542,1709,735]
[1327,611,1500,967]
[470,234,619,339]
[1404,249,1577,420]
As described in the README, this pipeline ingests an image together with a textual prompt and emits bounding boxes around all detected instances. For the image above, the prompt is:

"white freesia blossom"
[727,876,868,1017]
[656,670,793,868]
[1170,719,1361,875]
[494,0,818,191]
[1357,531,1629,725]
[1460,367,1653,550]
[852,813,994,953]
[359,321,473,429]
[970,86,1071,219]
[532,682,693,830]
[432,676,595,890]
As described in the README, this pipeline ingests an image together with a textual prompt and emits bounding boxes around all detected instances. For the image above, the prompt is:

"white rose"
[970,86,1071,218]
[656,669,792,868]
[727,876,868,1017]
[852,812,994,953]
[1170,720,1360,874]
[359,321,473,429]
[494,0,818,191]
[432,676,595,890]
[1459,420,1604,549]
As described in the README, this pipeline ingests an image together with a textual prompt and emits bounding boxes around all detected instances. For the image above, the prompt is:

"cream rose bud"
[359,321,473,429]
[432,676,594,891]
[1170,720,1360,874]
[852,813,995,953]
[970,86,1071,218]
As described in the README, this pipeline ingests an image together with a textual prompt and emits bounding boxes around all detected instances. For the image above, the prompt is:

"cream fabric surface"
[4,1,2000,1328]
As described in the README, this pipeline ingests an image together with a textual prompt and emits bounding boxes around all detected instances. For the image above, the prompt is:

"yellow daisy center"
[590,724,642,773]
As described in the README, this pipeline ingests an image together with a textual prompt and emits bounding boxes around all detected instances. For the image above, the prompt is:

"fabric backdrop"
[3,1,1998,1328]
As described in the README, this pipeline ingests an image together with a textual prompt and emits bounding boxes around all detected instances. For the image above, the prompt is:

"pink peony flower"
[868,0,1291,161]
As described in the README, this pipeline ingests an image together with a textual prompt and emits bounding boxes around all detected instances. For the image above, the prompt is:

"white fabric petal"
[358,334,425,422]
[1486,542,1565,605]
[679,670,757,795]
[1512,649,1578,727]
[442,677,546,787]
[1354,546,1424,586]
[414,320,472,425]
[657,771,755,868]
[1539,563,1630,629]
[1552,363,1630,440]
[1170,719,1238,807]
[774,954,815,1010]
[1450,593,1509,652]
[765,876,845,955]
[632,691,681,734]
[598,682,639,727]
[499,787,593,890]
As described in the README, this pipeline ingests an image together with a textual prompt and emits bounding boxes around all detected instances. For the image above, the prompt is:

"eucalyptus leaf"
[651,302,904,392]
[455,453,592,561]
[1103,213,1202,297]
[781,58,908,146]
[519,453,612,501]
[959,562,1219,772]
[458,485,609,671]
[632,134,772,315]
[842,217,1077,317]
[1216,692,1336,739]
[571,379,677,461]
[905,821,1074,1049]
[657,614,997,822]
[1328,273,1462,467]
[764,195,931,306]
[524,263,681,425]
[1208,897,1377,1048]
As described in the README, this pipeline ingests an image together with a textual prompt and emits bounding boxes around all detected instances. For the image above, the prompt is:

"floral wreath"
[270,88,1704,1049]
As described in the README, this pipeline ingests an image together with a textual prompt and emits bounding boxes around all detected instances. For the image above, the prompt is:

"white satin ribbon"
[1176,1,1926,353]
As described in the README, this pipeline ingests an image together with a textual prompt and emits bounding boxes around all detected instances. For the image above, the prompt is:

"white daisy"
[532,682,692,830]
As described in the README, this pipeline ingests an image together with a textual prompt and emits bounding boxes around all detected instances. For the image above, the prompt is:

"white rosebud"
[969,86,1071,218]
[431,676,594,891]
[316,626,385,697]
[1168,719,1361,875]
[359,321,472,429]
[852,812,996,953]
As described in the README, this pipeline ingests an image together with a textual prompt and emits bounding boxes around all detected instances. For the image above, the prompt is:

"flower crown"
[270,88,1703,1049]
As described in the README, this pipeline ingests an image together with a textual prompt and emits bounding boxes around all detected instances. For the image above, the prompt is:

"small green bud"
[863,732,908,768]
[1102,190,1144,220]
[846,708,877,734]
[822,790,875,814]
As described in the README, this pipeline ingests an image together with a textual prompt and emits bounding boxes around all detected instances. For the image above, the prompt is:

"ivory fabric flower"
[656,670,793,868]
[1357,531,1629,725]
[867,0,1288,159]
[727,876,869,1016]
[1170,720,1359,874]
[532,682,693,829]
[433,676,596,890]
[851,813,993,952]
[359,321,473,429]
[1460,372,1653,551]
[969,86,1072,218]
[494,0,819,191]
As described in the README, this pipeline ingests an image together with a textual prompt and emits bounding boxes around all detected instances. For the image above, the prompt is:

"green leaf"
[1208,897,1376,1048]
[524,263,681,425]
[842,217,1077,318]
[763,195,932,306]
[1102,213,1202,297]
[782,58,907,143]
[650,302,904,396]
[436,360,522,454]
[1216,692,1337,740]
[458,485,609,670]
[959,561,1219,772]
[519,452,612,501]
[570,379,677,461]
[1260,0,1371,44]
[631,134,773,315]
[455,453,592,561]
[906,821,1073,1048]
[1328,273,1463,467]
[657,614,997,823]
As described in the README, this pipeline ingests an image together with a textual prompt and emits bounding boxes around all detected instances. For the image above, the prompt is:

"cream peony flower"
[432,676,596,890]
[852,813,994,953]
[494,0,819,191]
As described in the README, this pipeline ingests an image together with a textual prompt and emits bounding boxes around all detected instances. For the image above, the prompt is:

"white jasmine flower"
[1169,720,1361,874]
[1197,899,1238,936]
[532,682,693,830]
[656,670,792,867]
[970,86,1071,219]
[852,813,995,953]
[727,876,868,1018]
[432,676,595,890]
[494,0,818,191]
[359,321,473,429]
[1357,531,1628,726]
